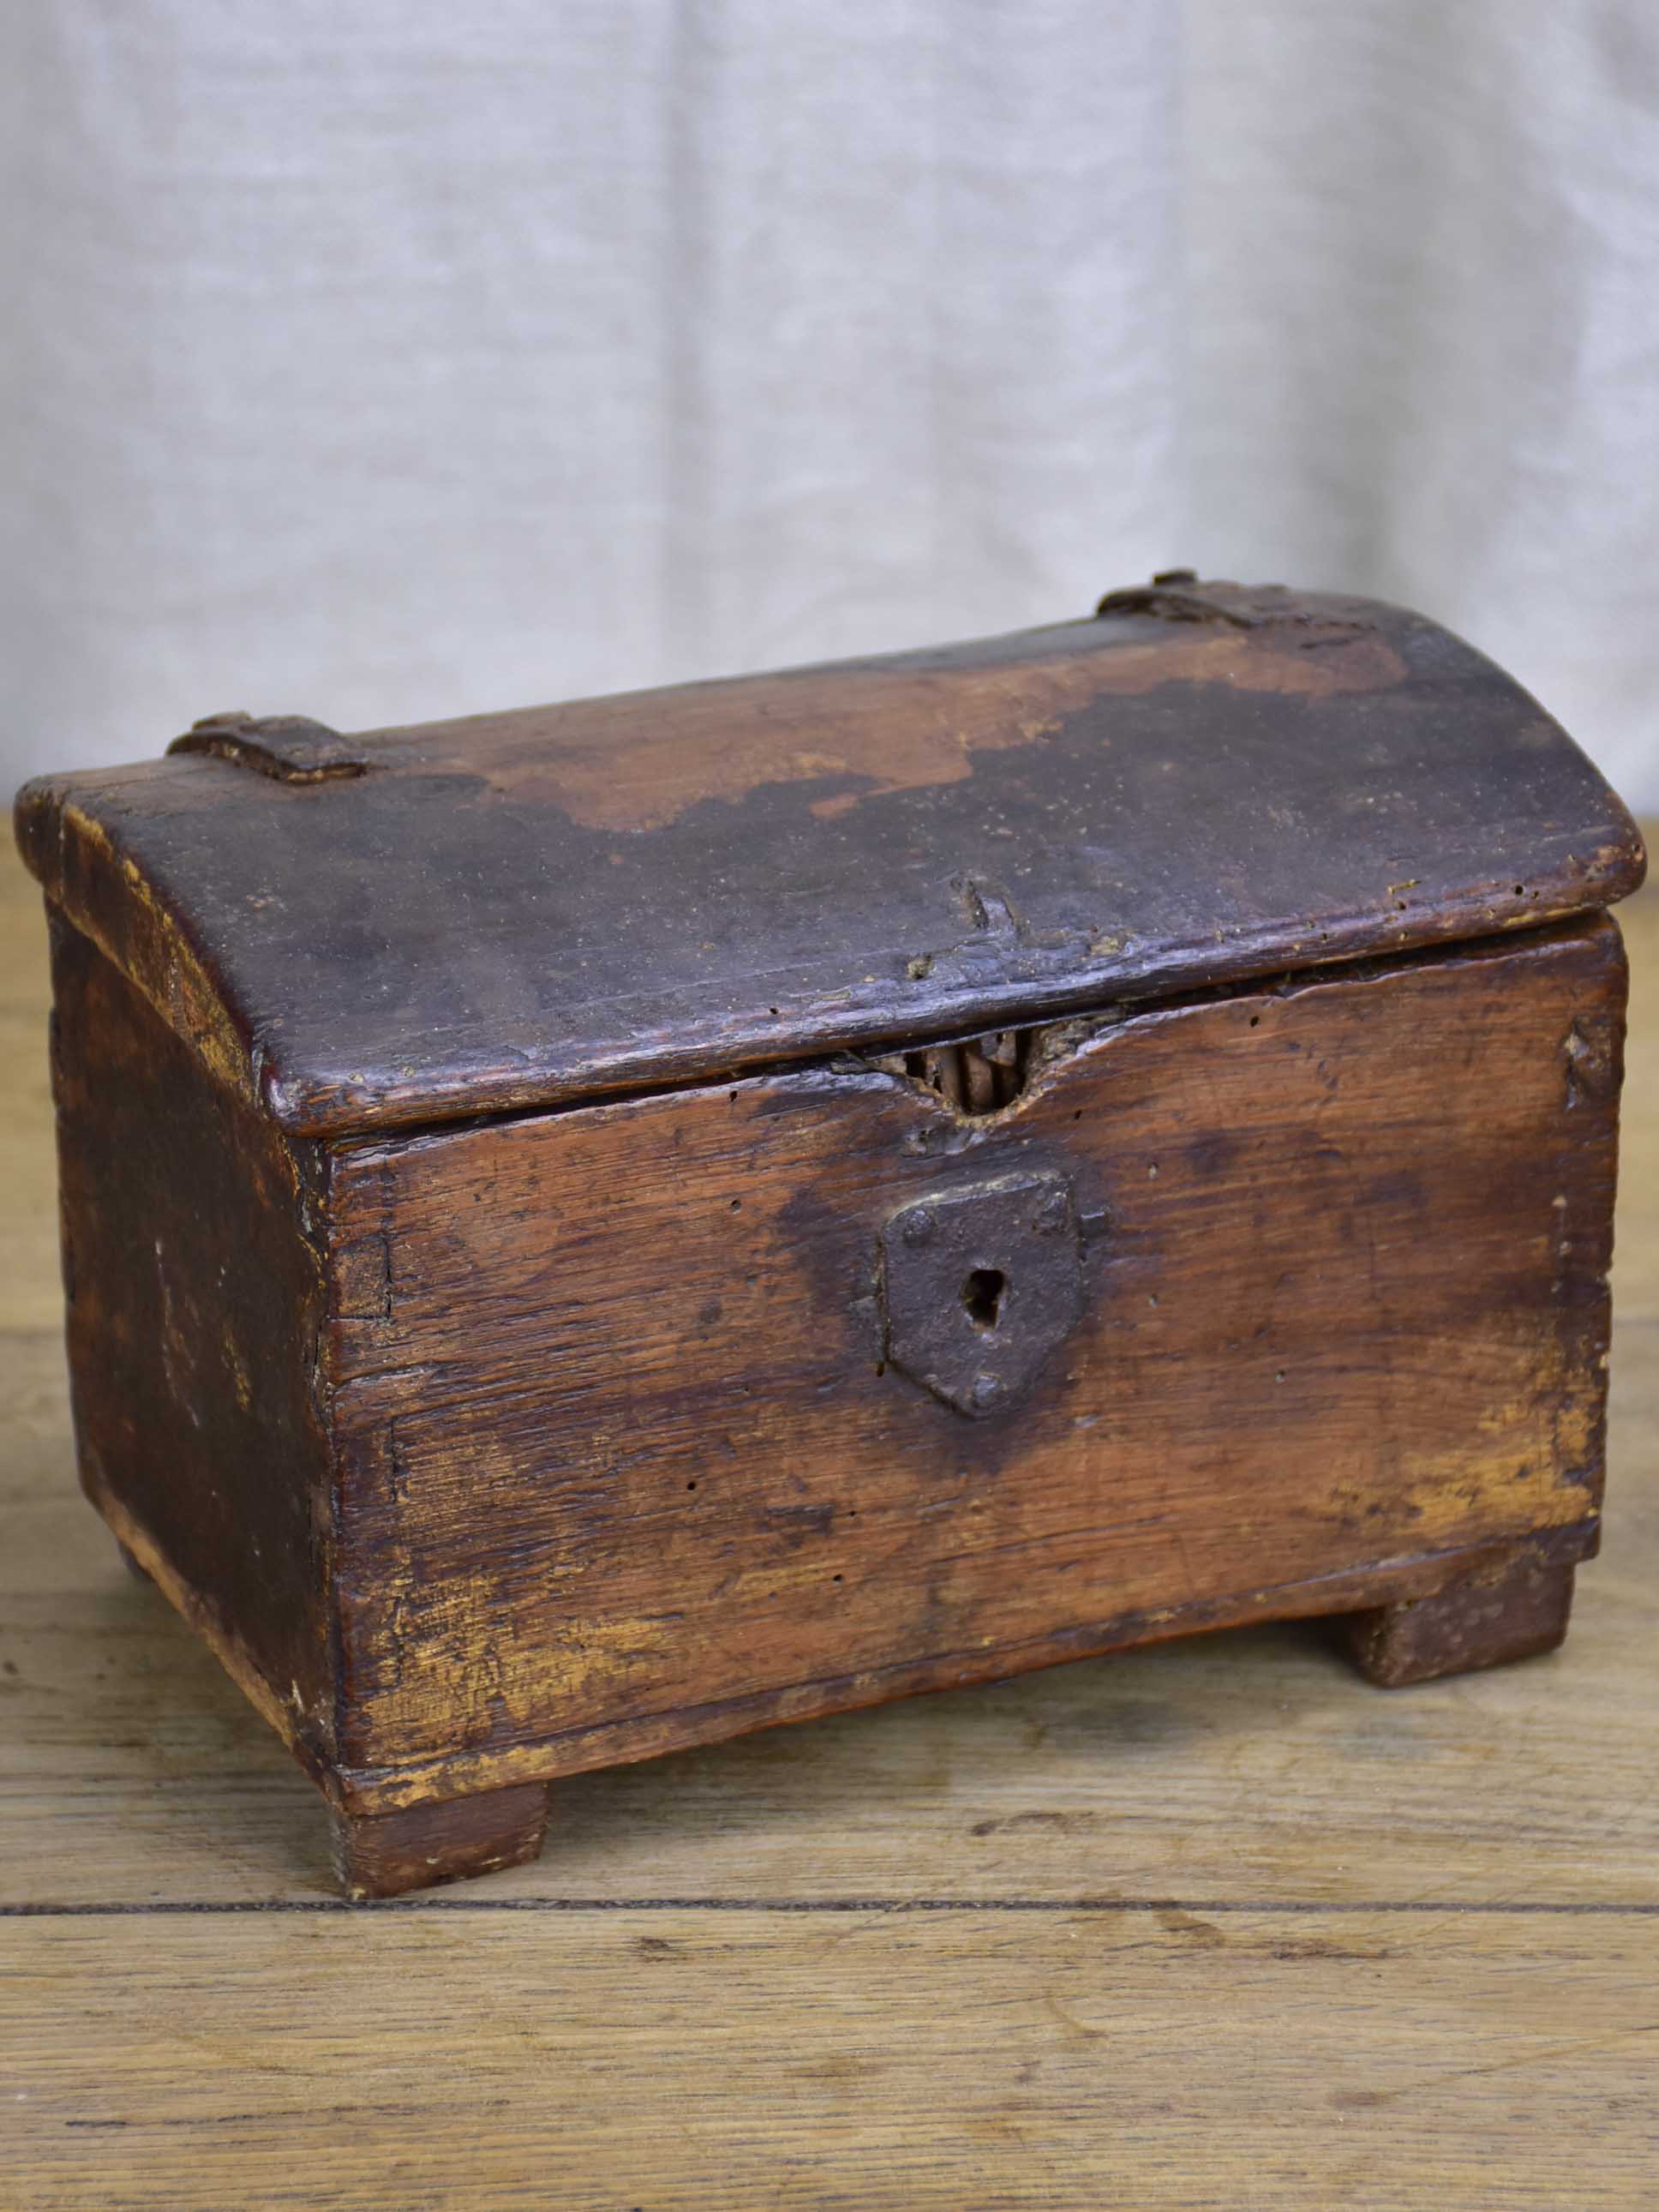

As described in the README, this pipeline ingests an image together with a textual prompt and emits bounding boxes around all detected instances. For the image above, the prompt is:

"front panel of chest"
[324,917,1623,1783]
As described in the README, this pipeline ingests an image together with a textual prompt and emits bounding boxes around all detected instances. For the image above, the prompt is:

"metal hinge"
[1095,572,1362,631]
[168,711,368,784]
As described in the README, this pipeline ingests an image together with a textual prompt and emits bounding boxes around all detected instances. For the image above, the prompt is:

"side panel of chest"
[325,917,1624,1795]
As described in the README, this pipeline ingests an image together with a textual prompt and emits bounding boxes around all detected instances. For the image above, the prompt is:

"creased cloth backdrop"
[3,1,1656,803]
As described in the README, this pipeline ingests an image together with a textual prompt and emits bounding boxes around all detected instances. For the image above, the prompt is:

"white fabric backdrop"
[3,0,1655,804]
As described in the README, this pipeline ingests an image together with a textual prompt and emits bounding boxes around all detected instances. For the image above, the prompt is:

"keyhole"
[961,1268,1006,1332]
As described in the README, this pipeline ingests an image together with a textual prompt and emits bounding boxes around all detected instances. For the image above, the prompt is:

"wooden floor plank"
[4,1909,1656,2210]
[0,864,56,1335]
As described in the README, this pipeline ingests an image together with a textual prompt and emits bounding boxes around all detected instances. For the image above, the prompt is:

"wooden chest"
[14,575,1647,1897]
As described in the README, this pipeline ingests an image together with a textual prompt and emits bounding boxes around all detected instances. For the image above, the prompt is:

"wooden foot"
[330,1782,551,1899]
[1345,1546,1576,1688]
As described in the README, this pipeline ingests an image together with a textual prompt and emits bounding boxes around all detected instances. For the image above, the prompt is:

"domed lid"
[15,578,1645,1136]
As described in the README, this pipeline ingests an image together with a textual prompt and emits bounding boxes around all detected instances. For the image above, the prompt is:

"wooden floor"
[3,837,1656,2210]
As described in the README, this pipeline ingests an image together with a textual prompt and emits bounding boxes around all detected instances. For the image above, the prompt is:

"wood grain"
[324,918,1622,1803]
[2,836,1656,2207]
[15,584,1644,1136]
[45,899,1628,1842]
[49,920,337,1768]
[5,1911,1657,2211]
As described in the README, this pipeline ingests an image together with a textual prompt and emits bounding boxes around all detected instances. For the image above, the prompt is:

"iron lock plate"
[877,1171,1087,1418]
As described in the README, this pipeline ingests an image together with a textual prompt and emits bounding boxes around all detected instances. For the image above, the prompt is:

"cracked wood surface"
[1,837,1656,2207]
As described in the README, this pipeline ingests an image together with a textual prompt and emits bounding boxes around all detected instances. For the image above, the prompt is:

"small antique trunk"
[15,576,1647,1897]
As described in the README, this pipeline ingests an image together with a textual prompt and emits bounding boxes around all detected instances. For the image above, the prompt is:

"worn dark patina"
[13,580,1645,1136]
[1344,1542,1580,1687]
[171,710,368,784]
[878,1170,1087,1417]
